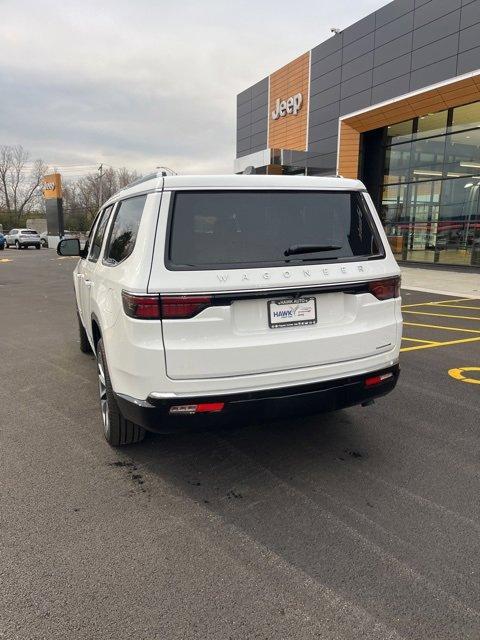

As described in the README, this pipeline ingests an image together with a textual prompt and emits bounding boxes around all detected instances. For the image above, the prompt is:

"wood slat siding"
[268,53,310,152]
[338,74,480,179]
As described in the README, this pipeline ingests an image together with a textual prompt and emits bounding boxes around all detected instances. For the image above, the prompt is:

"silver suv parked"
[5,229,41,249]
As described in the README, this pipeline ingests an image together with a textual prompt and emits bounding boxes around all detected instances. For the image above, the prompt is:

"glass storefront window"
[377,101,480,267]
[415,110,448,139]
[383,142,411,184]
[444,128,480,177]
[451,102,480,132]
[410,136,446,180]
[386,119,413,145]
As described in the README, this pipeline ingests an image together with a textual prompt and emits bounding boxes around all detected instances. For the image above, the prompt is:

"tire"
[36,244,41,250]
[77,313,92,354]
[96,338,145,446]
[41,239,48,247]
[0,244,3,251]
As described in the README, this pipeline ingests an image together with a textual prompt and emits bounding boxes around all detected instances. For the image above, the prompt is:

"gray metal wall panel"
[412,10,461,48]
[251,104,267,124]
[251,132,268,148]
[371,73,411,103]
[237,101,252,118]
[251,92,267,112]
[310,50,343,79]
[251,78,268,98]
[311,34,343,64]
[342,51,374,81]
[414,0,461,28]
[373,53,412,85]
[251,118,267,136]
[340,89,372,115]
[410,55,458,89]
[310,83,341,106]
[237,88,251,107]
[309,119,340,142]
[309,103,341,128]
[341,70,373,99]
[310,67,342,94]
[342,13,376,45]
[411,33,460,70]
[235,77,268,158]
[376,0,415,28]
[457,45,480,73]
[375,11,414,47]
[459,21,480,52]
[237,113,251,130]
[342,32,375,63]
[309,136,338,154]
[460,0,480,29]
[374,33,413,66]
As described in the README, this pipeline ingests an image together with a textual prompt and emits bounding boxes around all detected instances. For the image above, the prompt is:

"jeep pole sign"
[271,92,303,120]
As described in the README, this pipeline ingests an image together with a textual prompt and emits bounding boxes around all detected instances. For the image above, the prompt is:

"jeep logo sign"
[271,92,303,120]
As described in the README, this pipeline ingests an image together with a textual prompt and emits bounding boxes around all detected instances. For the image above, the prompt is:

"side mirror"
[57,237,82,257]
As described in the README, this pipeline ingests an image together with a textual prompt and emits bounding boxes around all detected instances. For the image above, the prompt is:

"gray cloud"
[0,0,385,178]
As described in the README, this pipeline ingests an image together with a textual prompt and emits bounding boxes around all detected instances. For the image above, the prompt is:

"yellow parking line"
[401,298,478,308]
[400,336,480,352]
[434,297,479,304]
[402,310,480,321]
[403,322,480,334]
[402,337,440,344]
[428,304,480,311]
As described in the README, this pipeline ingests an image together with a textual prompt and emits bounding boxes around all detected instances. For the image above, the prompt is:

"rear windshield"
[21,229,38,235]
[167,190,383,270]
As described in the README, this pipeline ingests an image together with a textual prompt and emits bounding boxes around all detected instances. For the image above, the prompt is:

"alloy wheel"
[97,358,110,438]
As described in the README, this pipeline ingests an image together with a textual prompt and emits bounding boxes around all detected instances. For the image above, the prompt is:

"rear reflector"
[169,402,225,415]
[368,277,401,300]
[364,372,394,387]
[161,295,212,319]
[122,291,161,319]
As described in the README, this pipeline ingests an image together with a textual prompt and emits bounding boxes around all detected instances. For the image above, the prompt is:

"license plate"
[268,297,317,328]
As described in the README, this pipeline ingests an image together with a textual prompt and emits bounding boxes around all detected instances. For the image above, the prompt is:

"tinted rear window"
[167,190,382,270]
[21,230,38,235]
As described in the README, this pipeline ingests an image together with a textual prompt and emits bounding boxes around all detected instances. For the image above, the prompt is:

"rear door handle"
[76,273,84,279]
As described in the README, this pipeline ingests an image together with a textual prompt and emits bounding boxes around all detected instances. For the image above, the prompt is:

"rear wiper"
[284,244,343,256]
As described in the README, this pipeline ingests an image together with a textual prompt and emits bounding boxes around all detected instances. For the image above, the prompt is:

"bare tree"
[0,145,47,225]
[62,167,139,229]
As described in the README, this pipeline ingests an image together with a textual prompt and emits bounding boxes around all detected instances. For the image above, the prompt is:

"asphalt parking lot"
[1,249,479,640]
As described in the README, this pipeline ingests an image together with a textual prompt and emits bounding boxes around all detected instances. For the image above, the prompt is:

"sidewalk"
[401,266,480,298]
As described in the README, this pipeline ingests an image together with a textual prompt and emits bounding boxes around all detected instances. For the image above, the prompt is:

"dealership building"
[235,0,480,267]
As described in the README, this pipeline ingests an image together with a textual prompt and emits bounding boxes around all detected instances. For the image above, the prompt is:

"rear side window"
[104,195,146,265]
[21,229,37,235]
[167,190,383,270]
[89,205,113,262]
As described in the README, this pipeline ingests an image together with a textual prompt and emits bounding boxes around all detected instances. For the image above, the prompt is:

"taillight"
[122,292,213,320]
[368,276,401,300]
[122,291,161,319]
[160,295,212,319]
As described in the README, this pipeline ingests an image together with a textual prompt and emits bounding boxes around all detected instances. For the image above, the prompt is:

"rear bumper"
[114,364,400,434]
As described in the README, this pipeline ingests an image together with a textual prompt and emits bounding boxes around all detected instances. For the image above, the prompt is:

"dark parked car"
[0,233,6,250]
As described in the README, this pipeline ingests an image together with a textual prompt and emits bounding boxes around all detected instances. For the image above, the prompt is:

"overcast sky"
[0,0,386,178]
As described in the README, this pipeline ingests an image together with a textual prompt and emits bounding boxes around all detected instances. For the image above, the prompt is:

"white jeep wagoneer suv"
[58,173,402,446]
